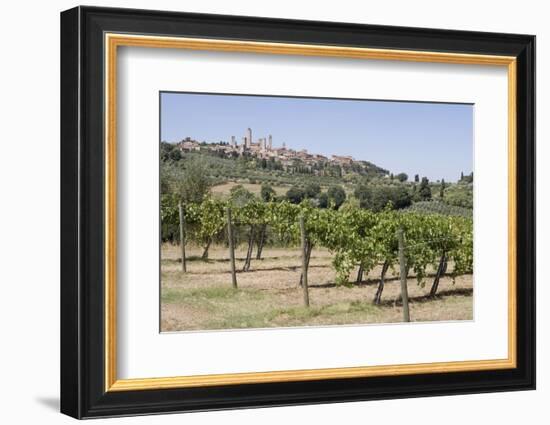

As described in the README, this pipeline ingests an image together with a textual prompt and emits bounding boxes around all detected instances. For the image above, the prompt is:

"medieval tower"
[246,128,252,148]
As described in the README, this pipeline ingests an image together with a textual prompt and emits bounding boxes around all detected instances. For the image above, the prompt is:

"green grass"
[161,286,265,304]
[204,299,379,329]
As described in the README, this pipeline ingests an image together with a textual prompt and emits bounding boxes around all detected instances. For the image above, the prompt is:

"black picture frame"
[60,5,535,419]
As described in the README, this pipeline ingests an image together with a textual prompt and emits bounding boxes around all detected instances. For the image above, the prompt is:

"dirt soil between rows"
[160,244,473,332]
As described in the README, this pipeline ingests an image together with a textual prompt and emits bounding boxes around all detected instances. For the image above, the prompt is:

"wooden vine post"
[397,227,410,322]
[299,215,310,308]
[178,201,187,273]
[226,207,238,289]
[429,251,447,297]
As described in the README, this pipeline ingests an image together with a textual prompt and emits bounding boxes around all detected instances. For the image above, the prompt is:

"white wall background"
[0,0,544,423]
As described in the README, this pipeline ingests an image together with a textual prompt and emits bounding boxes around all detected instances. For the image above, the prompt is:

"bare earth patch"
[210,182,289,199]
[161,244,473,332]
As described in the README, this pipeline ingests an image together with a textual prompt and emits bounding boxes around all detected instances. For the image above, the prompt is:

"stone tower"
[246,128,252,148]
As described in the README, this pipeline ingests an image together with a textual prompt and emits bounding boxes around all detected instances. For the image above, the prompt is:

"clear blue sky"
[160,92,473,182]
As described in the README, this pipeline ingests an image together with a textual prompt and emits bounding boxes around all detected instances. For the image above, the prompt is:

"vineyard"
[160,195,473,331]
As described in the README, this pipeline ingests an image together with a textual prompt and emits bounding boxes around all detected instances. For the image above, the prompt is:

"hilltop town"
[162,126,473,218]
[176,127,387,177]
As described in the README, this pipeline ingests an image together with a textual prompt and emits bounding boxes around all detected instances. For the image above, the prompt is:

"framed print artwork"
[60,6,536,419]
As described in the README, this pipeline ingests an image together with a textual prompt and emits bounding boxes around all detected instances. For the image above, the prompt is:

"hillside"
[160,141,473,215]
[162,141,389,187]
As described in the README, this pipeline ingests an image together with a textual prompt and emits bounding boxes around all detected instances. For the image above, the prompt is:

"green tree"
[414,174,420,183]
[178,159,211,203]
[462,172,474,183]
[396,172,408,182]
[160,168,171,194]
[439,178,446,198]
[372,188,393,212]
[327,186,346,209]
[160,141,178,162]
[229,185,255,207]
[260,184,276,202]
[371,187,411,211]
[356,185,411,212]
[317,192,329,208]
[418,177,432,201]
[168,148,182,162]
[354,184,372,209]
[286,186,305,204]
[304,182,321,199]
[391,186,413,209]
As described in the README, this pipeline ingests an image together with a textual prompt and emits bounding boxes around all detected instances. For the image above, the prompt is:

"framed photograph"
[60,6,535,419]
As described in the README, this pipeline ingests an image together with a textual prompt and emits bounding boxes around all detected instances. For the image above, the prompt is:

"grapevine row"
[161,194,473,300]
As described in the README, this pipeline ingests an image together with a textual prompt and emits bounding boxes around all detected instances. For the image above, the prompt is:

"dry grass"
[210,182,289,199]
[161,244,473,332]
